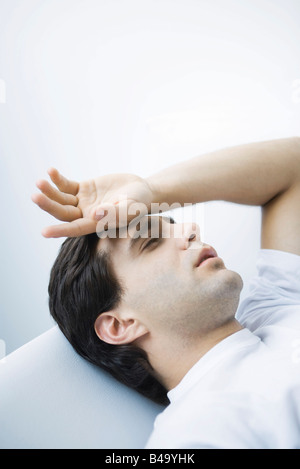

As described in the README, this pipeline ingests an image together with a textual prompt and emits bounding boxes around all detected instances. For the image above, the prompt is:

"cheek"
[124,266,185,316]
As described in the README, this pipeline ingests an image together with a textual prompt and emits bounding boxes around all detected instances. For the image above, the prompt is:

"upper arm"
[261,140,300,256]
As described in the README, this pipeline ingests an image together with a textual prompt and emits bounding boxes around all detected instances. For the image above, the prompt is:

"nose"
[175,222,202,250]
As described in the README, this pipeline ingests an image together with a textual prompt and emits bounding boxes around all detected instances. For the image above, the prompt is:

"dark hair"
[48,233,169,406]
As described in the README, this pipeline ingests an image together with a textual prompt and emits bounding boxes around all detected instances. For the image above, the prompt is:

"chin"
[212,268,244,301]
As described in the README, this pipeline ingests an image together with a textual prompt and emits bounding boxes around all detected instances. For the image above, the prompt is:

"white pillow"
[0,326,163,449]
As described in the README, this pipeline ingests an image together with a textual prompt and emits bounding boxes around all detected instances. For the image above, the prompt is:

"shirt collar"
[167,328,260,403]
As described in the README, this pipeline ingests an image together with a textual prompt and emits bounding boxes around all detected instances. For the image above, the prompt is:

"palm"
[32,169,153,238]
[78,174,152,219]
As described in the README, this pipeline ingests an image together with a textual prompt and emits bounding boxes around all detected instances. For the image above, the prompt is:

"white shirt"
[145,249,300,449]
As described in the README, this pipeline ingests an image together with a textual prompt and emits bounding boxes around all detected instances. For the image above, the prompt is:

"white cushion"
[0,326,163,449]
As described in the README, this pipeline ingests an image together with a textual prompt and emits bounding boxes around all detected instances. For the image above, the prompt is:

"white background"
[0,0,299,354]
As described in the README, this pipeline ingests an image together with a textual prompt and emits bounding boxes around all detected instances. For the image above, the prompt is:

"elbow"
[292,136,300,150]
[293,136,300,148]
[291,137,300,184]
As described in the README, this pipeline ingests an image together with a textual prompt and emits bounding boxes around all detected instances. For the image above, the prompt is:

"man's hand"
[31,168,154,238]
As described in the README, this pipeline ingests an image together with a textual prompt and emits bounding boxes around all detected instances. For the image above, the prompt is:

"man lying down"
[32,138,300,449]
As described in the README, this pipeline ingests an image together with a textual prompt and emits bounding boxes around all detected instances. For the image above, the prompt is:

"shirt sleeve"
[236,249,300,331]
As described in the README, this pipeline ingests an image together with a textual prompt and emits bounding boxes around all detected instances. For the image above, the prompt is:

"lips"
[195,246,218,267]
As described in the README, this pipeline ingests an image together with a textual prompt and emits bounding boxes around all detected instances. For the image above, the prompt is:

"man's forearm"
[147,138,300,207]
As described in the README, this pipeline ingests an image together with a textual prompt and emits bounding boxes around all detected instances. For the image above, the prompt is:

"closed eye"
[142,237,160,252]
[131,215,176,254]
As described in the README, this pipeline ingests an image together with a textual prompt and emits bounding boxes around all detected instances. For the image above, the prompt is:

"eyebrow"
[128,215,175,252]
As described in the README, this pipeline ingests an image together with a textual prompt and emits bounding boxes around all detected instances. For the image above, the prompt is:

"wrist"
[146,174,180,208]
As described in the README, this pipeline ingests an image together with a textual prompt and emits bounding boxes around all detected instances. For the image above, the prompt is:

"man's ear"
[94,311,148,345]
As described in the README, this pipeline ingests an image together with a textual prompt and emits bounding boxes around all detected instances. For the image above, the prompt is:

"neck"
[147,319,243,391]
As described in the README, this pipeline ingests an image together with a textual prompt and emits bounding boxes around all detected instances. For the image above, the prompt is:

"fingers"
[32,168,81,221]
[31,192,82,222]
[35,179,78,206]
[41,218,97,238]
[47,167,79,196]
[32,168,94,237]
